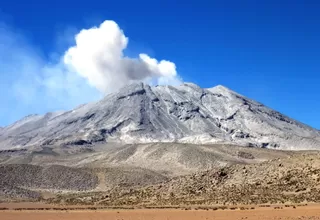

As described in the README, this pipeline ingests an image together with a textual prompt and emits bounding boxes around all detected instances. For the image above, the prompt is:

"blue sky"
[0,0,319,129]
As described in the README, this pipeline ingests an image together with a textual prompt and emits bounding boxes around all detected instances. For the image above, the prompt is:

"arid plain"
[2,205,320,220]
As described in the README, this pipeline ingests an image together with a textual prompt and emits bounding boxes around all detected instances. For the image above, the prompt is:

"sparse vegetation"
[41,152,320,207]
[1,150,320,208]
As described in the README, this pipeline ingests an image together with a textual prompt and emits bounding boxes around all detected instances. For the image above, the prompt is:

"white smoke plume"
[64,20,181,93]
[0,20,182,125]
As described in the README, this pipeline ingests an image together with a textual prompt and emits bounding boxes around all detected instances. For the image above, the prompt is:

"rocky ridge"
[0,83,319,150]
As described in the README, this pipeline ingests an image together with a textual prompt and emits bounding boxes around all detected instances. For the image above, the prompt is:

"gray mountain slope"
[1,82,320,150]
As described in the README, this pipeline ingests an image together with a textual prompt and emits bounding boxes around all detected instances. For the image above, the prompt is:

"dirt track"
[2,206,320,220]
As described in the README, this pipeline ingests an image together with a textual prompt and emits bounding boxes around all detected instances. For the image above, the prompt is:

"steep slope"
[0,83,319,150]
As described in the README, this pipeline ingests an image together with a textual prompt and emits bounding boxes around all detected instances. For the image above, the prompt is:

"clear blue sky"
[0,0,319,129]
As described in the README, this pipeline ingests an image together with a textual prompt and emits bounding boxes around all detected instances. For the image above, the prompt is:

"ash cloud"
[0,20,182,125]
[64,20,181,93]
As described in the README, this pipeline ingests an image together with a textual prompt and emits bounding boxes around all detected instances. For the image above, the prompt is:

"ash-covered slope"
[1,83,319,150]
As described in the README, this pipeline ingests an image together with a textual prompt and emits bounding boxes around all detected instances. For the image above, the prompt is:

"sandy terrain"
[1,206,320,220]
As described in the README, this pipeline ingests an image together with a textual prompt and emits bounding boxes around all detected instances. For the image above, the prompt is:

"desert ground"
[2,145,320,219]
[1,205,320,220]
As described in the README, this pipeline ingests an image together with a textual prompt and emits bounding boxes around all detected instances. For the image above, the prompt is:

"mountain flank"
[1,83,319,150]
